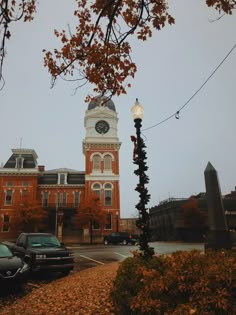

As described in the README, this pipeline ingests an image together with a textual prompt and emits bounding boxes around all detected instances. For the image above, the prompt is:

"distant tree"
[75,193,107,244]
[11,200,48,233]
[1,1,235,95]
[182,198,208,229]
[181,198,208,241]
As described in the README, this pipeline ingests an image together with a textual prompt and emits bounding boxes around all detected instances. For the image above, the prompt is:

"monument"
[204,162,232,250]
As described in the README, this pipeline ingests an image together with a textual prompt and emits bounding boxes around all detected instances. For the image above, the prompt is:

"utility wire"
[142,42,236,132]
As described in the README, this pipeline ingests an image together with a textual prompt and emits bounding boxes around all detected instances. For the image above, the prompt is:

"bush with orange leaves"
[111,250,236,315]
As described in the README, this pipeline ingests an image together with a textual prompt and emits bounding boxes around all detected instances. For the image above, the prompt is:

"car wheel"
[61,270,70,276]
[122,240,127,245]
[104,240,108,245]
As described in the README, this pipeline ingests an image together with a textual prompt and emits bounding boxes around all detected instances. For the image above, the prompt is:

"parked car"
[3,233,74,275]
[230,230,236,245]
[0,243,30,288]
[104,232,139,245]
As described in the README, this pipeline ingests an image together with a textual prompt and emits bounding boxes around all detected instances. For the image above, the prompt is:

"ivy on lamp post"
[131,99,154,258]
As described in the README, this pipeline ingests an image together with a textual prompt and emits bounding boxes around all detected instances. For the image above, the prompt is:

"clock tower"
[83,96,121,232]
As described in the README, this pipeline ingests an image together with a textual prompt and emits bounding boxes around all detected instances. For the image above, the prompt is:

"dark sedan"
[0,243,30,288]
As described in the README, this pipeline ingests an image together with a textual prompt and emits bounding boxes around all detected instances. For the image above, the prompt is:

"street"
[70,241,204,272]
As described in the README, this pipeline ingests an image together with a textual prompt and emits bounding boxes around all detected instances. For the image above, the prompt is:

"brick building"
[0,97,121,243]
[149,192,236,242]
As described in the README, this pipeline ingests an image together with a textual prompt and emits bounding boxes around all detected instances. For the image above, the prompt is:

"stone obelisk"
[204,162,232,250]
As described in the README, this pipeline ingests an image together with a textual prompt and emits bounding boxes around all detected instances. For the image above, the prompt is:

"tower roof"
[3,148,38,169]
[88,96,116,112]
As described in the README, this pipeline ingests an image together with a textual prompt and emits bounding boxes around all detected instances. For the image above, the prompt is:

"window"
[16,156,24,169]
[93,221,100,230]
[7,182,13,186]
[5,190,12,205]
[74,192,80,207]
[22,182,29,186]
[3,215,9,223]
[92,183,101,199]
[104,155,112,171]
[43,192,48,207]
[22,189,27,196]
[59,174,66,185]
[16,234,26,246]
[2,225,9,232]
[105,213,112,229]
[2,215,10,232]
[62,192,67,207]
[56,192,60,207]
[93,155,101,171]
[104,183,112,206]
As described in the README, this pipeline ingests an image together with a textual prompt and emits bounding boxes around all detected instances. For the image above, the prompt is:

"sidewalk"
[0,262,120,315]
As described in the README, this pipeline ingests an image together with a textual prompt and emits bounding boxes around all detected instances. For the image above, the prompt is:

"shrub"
[111,250,236,315]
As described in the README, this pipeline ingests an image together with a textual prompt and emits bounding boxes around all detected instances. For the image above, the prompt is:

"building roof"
[38,168,85,185]
[45,168,83,173]
[3,148,38,169]
[88,96,116,112]
[38,172,85,185]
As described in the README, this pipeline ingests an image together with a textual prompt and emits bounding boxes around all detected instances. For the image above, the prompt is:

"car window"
[0,244,13,258]
[27,235,61,247]
[17,234,26,246]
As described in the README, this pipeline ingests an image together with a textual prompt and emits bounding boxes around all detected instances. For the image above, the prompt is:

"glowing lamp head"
[131,98,144,121]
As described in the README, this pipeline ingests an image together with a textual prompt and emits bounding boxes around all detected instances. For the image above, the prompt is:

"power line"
[143,42,236,132]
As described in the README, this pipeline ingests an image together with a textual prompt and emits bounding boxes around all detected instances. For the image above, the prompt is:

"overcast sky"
[1,0,236,218]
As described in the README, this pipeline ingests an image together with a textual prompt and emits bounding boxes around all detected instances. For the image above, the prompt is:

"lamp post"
[55,204,58,236]
[57,209,64,241]
[131,99,154,258]
[116,211,119,232]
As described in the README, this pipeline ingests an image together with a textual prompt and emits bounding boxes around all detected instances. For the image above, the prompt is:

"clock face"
[95,120,110,134]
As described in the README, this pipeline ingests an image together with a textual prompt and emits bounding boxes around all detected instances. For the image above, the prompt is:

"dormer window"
[15,156,24,169]
[58,173,67,185]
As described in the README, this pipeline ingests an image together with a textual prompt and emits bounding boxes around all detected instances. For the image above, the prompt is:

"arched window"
[92,183,101,199]
[104,183,112,206]
[104,155,112,171]
[93,155,101,171]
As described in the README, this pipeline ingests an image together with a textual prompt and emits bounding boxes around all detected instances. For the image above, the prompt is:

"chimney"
[38,165,45,172]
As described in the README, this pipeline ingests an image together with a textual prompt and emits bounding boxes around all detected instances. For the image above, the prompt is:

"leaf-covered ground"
[0,262,119,315]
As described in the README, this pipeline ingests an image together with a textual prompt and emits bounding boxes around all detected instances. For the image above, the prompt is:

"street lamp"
[131,99,154,258]
[57,209,64,241]
[55,204,58,236]
[116,211,119,232]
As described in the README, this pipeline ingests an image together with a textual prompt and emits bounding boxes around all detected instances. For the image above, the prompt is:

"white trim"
[92,182,102,189]
[102,182,113,189]
[90,152,103,161]
[12,148,38,159]
[0,169,38,174]
[103,153,114,161]
[37,184,84,188]
[85,175,119,181]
